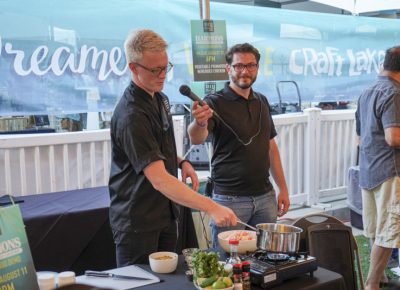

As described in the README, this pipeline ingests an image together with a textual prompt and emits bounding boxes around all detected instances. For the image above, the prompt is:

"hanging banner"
[0,0,399,116]
[0,201,39,290]
[190,20,229,82]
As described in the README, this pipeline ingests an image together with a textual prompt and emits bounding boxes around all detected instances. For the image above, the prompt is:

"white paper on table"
[76,265,160,290]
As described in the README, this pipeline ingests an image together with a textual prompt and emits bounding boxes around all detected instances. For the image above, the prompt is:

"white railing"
[273,108,357,206]
[0,130,111,196]
[0,109,357,206]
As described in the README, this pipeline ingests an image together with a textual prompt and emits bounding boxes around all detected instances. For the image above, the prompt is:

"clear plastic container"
[58,271,76,287]
[37,273,55,290]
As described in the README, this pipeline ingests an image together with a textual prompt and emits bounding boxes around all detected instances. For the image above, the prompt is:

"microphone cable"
[209,93,263,147]
[180,84,263,146]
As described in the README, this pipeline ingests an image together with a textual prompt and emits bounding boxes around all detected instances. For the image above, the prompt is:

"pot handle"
[237,220,258,232]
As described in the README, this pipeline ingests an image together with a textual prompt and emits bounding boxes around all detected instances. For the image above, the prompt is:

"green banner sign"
[190,20,229,82]
[0,204,39,290]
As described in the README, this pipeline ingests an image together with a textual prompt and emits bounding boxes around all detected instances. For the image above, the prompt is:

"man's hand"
[277,189,290,217]
[192,101,213,127]
[181,161,199,191]
[208,203,238,227]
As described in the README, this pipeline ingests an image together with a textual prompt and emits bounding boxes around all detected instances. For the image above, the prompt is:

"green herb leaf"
[192,250,224,278]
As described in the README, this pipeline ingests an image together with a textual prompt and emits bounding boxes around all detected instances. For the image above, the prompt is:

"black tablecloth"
[19,187,115,274]
[17,186,198,275]
[140,256,346,290]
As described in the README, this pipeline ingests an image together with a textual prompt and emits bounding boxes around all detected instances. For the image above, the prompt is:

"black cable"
[212,93,263,146]
[199,211,211,248]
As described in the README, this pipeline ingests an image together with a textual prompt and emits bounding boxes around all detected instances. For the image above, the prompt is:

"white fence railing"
[0,130,111,196]
[273,108,357,206]
[0,108,357,206]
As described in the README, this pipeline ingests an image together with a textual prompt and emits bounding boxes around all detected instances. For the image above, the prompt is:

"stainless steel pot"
[256,223,302,253]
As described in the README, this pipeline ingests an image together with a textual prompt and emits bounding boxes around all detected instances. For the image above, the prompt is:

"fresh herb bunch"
[192,250,224,278]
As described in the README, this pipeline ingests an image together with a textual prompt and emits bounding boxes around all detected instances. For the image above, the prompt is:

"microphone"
[179,85,205,106]
[179,84,220,120]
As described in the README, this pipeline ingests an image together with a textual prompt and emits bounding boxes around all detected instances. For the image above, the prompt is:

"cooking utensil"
[237,220,302,253]
[256,223,302,253]
[237,220,257,231]
[85,270,152,281]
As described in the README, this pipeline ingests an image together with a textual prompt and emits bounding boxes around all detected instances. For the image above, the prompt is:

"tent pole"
[199,0,210,20]
[204,0,210,20]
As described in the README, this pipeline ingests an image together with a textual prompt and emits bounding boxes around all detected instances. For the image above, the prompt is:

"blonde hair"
[124,29,168,63]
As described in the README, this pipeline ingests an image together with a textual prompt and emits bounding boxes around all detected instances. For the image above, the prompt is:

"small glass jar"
[242,261,251,290]
[182,248,198,269]
[233,263,243,290]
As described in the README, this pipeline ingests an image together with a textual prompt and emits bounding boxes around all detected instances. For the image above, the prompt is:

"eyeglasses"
[231,63,258,72]
[134,62,173,76]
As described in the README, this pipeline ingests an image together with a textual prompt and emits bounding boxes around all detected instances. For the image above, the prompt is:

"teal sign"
[0,204,39,290]
[190,20,228,81]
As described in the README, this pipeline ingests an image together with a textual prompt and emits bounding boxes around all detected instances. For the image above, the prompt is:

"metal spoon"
[237,220,257,231]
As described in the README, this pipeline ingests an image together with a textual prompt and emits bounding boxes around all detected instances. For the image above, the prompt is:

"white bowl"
[149,251,178,273]
[218,230,257,254]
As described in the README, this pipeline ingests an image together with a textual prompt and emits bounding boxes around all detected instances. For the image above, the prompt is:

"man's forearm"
[270,160,287,191]
[188,121,209,145]
[269,140,288,192]
[144,160,215,212]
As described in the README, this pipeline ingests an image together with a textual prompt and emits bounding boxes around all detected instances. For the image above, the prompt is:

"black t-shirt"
[205,82,277,196]
[108,81,179,233]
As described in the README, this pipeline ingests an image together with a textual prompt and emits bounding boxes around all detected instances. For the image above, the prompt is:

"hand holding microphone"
[179,85,220,126]
[179,85,253,146]
[179,85,205,106]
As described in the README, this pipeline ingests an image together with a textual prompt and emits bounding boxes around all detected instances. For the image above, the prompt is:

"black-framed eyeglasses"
[231,63,258,72]
[134,62,173,76]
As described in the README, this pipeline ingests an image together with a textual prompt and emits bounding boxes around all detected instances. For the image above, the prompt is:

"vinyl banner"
[0,203,39,290]
[0,0,399,116]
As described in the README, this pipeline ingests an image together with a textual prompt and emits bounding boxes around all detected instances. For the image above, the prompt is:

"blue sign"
[0,0,398,116]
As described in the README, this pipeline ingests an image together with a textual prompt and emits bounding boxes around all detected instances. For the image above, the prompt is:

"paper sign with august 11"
[0,201,39,290]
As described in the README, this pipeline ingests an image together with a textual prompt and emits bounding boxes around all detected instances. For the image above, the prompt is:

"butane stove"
[240,251,318,288]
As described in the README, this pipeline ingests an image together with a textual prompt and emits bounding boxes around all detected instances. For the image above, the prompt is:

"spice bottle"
[233,263,243,290]
[242,261,251,290]
[226,239,241,266]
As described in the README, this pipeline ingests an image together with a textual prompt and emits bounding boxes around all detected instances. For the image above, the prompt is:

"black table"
[17,186,198,275]
[19,186,116,275]
[140,256,346,290]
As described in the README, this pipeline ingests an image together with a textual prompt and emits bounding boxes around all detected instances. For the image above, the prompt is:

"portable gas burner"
[241,250,318,288]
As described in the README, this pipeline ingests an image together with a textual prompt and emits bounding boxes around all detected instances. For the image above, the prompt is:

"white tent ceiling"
[309,0,400,14]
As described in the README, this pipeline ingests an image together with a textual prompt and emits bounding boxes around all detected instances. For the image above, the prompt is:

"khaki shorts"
[362,176,400,248]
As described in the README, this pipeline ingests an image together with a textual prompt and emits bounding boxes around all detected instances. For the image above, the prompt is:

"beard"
[231,73,257,89]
